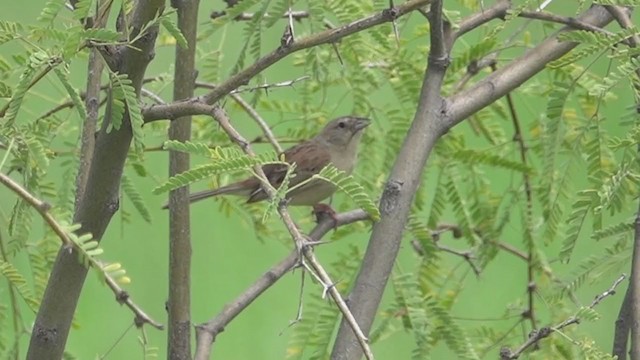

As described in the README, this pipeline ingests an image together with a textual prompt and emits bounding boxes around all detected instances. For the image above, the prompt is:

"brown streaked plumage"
[162,116,370,209]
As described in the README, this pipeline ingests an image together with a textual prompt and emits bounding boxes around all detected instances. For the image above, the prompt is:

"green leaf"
[0,80,12,98]
[0,259,40,312]
[73,0,94,20]
[121,174,152,223]
[54,66,87,121]
[560,190,596,260]
[451,149,533,173]
[153,151,280,194]
[163,140,214,157]
[4,51,50,124]
[262,163,295,223]
[575,307,600,322]
[160,17,188,49]
[312,165,381,221]
[37,0,65,23]
[0,21,21,46]
[84,28,122,43]
[110,73,144,154]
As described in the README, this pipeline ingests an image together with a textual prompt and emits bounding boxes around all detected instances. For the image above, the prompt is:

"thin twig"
[195,77,312,154]
[500,274,627,360]
[501,61,537,330]
[210,10,310,21]
[495,241,529,261]
[194,76,309,95]
[141,87,166,105]
[0,172,163,330]
[229,93,283,153]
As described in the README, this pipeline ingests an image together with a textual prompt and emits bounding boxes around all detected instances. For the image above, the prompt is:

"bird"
[163,115,370,210]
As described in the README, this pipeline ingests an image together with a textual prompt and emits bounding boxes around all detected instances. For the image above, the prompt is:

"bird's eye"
[338,121,346,128]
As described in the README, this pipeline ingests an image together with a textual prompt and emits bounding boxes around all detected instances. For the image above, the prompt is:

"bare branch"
[453,1,613,43]
[28,1,167,358]
[228,93,283,153]
[501,68,538,330]
[0,172,163,330]
[142,0,431,122]
[453,0,510,41]
[210,10,309,21]
[500,274,626,360]
[447,6,615,128]
[166,0,199,358]
[331,1,450,359]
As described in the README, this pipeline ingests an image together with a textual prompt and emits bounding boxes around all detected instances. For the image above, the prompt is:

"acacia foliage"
[0,0,639,359]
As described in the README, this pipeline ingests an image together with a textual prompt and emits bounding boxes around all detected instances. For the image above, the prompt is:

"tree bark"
[26,2,166,359]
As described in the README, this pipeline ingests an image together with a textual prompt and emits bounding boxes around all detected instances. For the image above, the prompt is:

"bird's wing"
[247,140,331,203]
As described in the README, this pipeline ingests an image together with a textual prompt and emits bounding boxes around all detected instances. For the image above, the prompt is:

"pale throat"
[327,132,362,174]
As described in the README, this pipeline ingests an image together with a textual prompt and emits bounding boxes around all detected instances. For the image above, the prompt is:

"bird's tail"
[161,184,245,210]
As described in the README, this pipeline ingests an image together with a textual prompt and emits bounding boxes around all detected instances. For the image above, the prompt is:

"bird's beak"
[353,117,371,132]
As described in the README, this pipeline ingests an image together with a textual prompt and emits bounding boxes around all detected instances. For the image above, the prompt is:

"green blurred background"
[1,1,636,359]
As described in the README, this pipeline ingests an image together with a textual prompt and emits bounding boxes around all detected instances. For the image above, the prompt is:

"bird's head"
[318,116,370,147]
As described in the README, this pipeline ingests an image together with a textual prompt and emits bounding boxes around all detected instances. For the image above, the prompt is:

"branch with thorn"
[411,223,481,276]
[207,106,375,359]
[142,0,431,123]
[0,172,163,330]
[193,209,369,359]
[500,274,626,360]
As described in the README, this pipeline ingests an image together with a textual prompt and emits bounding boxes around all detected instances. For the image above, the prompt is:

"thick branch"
[331,1,449,359]
[27,2,166,359]
[613,285,632,360]
[447,6,615,128]
[142,0,431,122]
[331,5,616,360]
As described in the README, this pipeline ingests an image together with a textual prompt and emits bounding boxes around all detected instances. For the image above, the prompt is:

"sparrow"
[163,116,370,209]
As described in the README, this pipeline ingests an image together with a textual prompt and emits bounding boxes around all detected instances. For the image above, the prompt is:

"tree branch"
[209,106,374,359]
[500,274,626,360]
[331,5,617,360]
[193,209,369,360]
[0,172,162,331]
[331,0,449,359]
[603,6,640,359]
[27,1,166,359]
[613,284,632,360]
[166,0,199,359]
[453,0,614,43]
[447,6,614,128]
[228,93,283,153]
[502,69,537,330]
[142,0,431,122]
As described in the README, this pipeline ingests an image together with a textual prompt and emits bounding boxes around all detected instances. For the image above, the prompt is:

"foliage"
[0,0,638,359]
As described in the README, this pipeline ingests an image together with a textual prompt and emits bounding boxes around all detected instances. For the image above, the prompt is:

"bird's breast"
[329,146,357,174]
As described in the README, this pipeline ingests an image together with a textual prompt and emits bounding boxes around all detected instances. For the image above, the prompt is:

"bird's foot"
[312,203,339,228]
